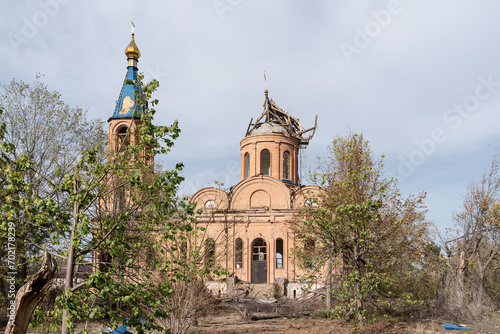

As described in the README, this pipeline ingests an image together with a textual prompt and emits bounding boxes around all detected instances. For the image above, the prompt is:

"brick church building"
[108,29,321,287]
[190,90,320,285]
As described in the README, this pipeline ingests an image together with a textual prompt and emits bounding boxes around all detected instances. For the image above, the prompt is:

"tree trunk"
[355,279,363,326]
[476,264,486,310]
[61,177,79,334]
[15,239,27,291]
[4,252,57,334]
[353,244,364,326]
[454,249,466,307]
[326,258,332,310]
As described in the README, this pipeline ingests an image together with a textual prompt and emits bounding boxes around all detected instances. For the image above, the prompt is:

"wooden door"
[251,238,267,284]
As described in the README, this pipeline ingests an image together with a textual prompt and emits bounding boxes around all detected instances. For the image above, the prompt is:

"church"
[189,86,321,286]
[108,30,322,289]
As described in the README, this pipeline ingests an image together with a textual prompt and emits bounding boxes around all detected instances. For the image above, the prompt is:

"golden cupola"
[125,33,141,67]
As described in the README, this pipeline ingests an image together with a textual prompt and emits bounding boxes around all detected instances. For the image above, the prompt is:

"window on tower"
[117,126,130,152]
[260,149,270,176]
[283,151,290,180]
[244,153,250,178]
[116,183,125,211]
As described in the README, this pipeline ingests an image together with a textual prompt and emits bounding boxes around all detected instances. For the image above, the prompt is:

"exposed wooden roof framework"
[245,90,318,145]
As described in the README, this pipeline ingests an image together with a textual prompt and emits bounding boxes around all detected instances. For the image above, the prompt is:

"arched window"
[304,239,316,268]
[283,151,290,180]
[244,153,250,178]
[179,241,188,266]
[117,126,130,152]
[260,149,270,176]
[181,241,188,257]
[276,238,284,269]
[116,184,125,211]
[146,246,156,270]
[252,238,267,261]
[235,238,243,269]
[205,238,215,267]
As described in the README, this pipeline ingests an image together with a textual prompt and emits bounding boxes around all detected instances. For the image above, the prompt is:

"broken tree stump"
[4,252,57,334]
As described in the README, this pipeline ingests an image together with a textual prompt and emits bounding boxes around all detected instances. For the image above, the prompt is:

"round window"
[305,198,318,207]
[205,200,216,209]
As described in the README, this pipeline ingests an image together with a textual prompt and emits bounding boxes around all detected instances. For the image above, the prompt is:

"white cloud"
[1,0,500,232]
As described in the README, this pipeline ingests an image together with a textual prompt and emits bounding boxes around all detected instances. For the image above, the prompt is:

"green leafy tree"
[294,133,430,326]
[0,76,106,309]
[1,75,214,334]
[0,108,15,308]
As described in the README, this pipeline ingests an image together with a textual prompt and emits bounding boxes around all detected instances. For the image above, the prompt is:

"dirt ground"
[3,313,500,334]
[189,296,500,334]
[3,302,499,333]
[194,310,500,334]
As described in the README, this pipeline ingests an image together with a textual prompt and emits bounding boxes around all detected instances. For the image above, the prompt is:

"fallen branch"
[250,313,281,321]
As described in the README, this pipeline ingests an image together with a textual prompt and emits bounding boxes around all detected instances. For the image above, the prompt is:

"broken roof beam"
[296,115,317,136]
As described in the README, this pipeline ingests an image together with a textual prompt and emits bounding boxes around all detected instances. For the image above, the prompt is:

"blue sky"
[2,0,500,234]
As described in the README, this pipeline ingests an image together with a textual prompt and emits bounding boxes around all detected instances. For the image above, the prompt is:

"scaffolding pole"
[299,143,307,185]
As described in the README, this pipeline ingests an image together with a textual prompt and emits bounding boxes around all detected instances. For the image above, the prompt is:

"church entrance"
[251,238,267,284]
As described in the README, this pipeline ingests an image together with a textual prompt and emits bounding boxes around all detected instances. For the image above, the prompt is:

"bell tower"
[107,25,147,162]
